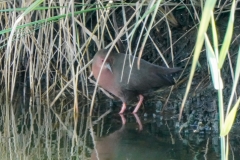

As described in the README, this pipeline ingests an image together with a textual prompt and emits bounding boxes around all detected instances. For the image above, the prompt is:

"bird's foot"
[132,95,144,113]
[119,103,127,114]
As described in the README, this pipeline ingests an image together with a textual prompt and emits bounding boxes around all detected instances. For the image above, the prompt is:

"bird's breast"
[93,66,121,98]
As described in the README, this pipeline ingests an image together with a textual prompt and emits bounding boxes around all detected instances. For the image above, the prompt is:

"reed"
[0,0,239,159]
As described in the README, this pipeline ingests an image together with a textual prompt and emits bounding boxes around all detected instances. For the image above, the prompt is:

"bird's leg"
[132,95,144,113]
[119,103,127,114]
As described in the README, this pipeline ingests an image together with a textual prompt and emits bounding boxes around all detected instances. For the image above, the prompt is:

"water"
[0,95,238,160]
[90,112,221,160]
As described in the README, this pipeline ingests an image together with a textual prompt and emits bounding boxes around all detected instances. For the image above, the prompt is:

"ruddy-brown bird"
[92,49,181,113]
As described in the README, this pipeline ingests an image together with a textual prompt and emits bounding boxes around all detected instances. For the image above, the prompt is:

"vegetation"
[0,0,239,159]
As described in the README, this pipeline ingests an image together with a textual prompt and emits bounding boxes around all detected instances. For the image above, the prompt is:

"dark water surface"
[0,96,239,160]
[90,112,221,160]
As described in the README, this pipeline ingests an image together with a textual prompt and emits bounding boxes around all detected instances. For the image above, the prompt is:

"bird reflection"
[90,111,181,160]
[91,113,142,160]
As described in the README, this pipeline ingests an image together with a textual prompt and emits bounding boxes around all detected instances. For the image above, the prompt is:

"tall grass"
[0,0,239,159]
[179,0,239,159]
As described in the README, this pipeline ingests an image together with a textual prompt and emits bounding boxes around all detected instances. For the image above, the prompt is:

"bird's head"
[92,49,113,74]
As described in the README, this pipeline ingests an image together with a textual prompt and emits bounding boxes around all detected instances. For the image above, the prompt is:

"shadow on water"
[0,90,239,160]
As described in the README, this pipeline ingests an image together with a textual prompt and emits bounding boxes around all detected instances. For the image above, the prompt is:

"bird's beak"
[105,63,113,74]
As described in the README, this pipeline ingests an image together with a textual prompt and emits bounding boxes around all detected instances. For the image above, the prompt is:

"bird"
[92,49,181,114]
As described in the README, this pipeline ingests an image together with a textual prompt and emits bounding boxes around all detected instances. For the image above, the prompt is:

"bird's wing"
[113,54,175,94]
